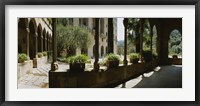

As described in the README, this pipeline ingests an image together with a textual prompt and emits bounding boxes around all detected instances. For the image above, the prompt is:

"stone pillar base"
[33,58,37,68]
[51,62,59,71]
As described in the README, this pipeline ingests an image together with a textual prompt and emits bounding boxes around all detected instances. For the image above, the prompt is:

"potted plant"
[43,51,47,56]
[105,53,120,69]
[37,52,43,58]
[129,53,139,64]
[18,53,30,63]
[172,54,178,59]
[143,50,152,62]
[66,54,88,72]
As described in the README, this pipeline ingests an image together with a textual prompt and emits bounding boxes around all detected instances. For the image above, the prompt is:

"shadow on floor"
[115,65,182,88]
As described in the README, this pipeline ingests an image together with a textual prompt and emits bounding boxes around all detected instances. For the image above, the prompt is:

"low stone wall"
[49,61,159,88]
[37,56,48,68]
[18,60,33,79]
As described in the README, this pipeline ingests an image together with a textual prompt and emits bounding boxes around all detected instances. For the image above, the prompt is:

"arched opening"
[29,19,37,59]
[168,29,182,58]
[47,32,49,51]
[152,25,158,56]
[143,19,151,51]
[43,29,46,51]
[18,18,28,54]
[37,24,42,52]
[101,46,104,57]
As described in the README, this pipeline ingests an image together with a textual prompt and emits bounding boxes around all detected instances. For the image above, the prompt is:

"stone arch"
[37,24,43,52]
[18,18,28,54]
[168,29,182,58]
[29,19,37,59]
[101,45,104,57]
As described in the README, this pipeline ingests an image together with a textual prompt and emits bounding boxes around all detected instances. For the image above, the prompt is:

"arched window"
[168,29,182,58]
[18,18,28,54]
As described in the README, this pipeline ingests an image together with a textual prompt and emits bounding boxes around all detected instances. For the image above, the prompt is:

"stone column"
[51,18,58,71]
[26,27,30,56]
[41,33,43,52]
[139,19,144,62]
[35,32,38,58]
[93,18,100,71]
[45,35,47,52]
[33,32,38,68]
[123,18,128,66]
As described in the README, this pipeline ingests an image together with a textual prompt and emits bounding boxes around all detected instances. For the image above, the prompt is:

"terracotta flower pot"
[130,58,139,64]
[172,55,178,59]
[106,60,119,69]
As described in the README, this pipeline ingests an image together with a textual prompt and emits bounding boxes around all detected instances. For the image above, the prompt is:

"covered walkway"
[116,65,182,88]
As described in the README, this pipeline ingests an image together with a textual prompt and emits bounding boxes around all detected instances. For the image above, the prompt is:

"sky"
[117,18,124,41]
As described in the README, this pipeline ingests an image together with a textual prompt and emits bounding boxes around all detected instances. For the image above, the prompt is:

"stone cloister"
[49,18,182,88]
[18,18,52,68]
[18,18,182,88]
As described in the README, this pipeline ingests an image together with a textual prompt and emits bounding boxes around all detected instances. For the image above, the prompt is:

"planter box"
[49,62,148,88]
[106,60,119,69]
[18,60,33,79]
[69,63,85,72]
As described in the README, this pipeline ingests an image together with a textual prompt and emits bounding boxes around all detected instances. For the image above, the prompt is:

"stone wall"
[49,61,159,88]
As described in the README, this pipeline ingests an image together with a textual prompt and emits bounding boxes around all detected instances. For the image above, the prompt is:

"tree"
[127,18,151,53]
[168,29,182,56]
[56,19,92,57]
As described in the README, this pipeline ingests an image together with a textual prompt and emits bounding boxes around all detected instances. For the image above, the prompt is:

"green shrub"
[37,52,43,58]
[129,53,139,59]
[66,54,88,64]
[105,53,120,61]
[43,52,47,56]
[18,53,30,63]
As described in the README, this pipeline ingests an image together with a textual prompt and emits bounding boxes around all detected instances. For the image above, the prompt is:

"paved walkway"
[115,65,182,88]
[18,63,182,88]
[18,61,107,88]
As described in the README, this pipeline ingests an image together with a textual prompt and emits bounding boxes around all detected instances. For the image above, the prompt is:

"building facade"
[69,18,118,58]
[18,18,52,64]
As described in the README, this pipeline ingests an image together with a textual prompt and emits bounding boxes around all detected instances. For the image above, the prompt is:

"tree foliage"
[169,29,182,56]
[56,18,92,57]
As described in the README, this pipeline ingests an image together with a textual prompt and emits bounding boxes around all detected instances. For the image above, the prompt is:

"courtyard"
[18,18,182,88]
